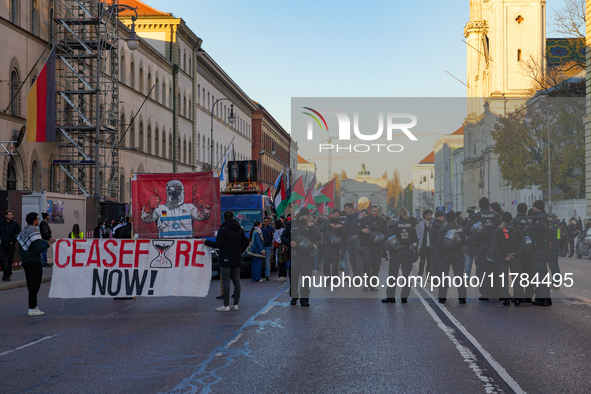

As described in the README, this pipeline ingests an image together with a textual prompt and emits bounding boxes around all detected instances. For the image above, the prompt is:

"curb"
[0,276,52,292]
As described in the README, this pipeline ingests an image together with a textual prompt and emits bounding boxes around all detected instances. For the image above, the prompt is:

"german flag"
[26,47,56,143]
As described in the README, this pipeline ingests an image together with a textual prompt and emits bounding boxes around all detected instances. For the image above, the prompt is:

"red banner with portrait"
[131,172,220,239]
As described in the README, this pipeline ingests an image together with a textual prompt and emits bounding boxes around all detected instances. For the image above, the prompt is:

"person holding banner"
[205,211,249,312]
[17,212,56,316]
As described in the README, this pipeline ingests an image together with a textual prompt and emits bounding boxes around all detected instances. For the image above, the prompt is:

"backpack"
[497,226,519,253]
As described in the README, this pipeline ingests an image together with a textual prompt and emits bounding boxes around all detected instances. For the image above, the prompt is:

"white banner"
[48,239,212,298]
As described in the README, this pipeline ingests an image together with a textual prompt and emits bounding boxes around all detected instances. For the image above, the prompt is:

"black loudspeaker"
[228,161,240,183]
[238,161,258,183]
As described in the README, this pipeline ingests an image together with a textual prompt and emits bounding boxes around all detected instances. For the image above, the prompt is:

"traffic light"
[431,190,434,196]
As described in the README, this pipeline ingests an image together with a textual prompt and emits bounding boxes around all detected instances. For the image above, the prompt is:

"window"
[139,66,144,94]
[155,77,159,101]
[11,0,19,25]
[120,113,126,147]
[31,160,39,190]
[120,55,126,84]
[207,138,210,163]
[202,136,206,163]
[162,131,166,159]
[162,81,166,105]
[189,142,192,165]
[147,124,152,155]
[198,84,200,104]
[183,138,187,163]
[31,0,39,36]
[130,112,135,147]
[155,127,159,156]
[10,69,20,116]
[139,120,144,152]
[169,86,172,108]
[130,61,135,89]
[178,136,181,162]
[188,99,191,119]
[147,72,152,97]
[207,92,210,109]
[183,94,186,117]
[183,51,186,71]
[197,134,200,161]
[517,49,522,61]
[169,132,173,160]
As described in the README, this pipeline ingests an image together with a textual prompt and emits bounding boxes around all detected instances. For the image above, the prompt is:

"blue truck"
[208,194,275,273]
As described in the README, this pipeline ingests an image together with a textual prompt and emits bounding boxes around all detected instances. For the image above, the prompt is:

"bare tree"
[551,0,585,41]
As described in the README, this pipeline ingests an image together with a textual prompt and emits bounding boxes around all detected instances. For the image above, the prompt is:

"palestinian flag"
[288,176,305,204]
[274,179,287,217]
[263,187,272,198]
[313,178,335,205]
[296,185,317,215]
[26,47,56,142]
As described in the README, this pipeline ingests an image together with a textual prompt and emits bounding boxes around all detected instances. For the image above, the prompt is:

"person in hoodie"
[492,212,525,306]
[319,209,347,278]
[529,200,552,306]
[464,197,501,301]
[512,203,534,303]
[382,207,418,304]
[435,211,467,304]
[17,212,56,316]
[205,211,250,312]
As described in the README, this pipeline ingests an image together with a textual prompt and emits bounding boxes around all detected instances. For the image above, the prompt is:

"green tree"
[490,96,584,199]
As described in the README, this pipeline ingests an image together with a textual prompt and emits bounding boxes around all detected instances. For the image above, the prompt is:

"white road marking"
[260,305,274,315]
[225,334,242,348]
[0,335,56,357]
[414,288,526,394]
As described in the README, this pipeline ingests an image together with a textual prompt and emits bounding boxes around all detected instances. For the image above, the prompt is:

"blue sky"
[147,0,568,182]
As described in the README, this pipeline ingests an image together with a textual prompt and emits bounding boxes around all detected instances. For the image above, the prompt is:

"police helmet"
[486,248,497,262]
[524,235,533,252]
[470,221,486,238]
[326,234,343,247]
[443,229,460,249]
[297,238,314,255]
[385,235,402,252]
[369,231,385,244]
[310,243,319,257]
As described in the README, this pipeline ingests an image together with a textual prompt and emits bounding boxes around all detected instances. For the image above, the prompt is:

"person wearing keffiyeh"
[17,212,55,316]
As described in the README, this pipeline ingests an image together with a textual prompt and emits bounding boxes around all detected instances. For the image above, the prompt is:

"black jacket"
[566,224,578,239]
[319,216,347,245]
[0,220,20,244]
[435,224,466,254]
[429,218,444,245]
[530,210,550,249]
[39,220,52,241]
[386,219,418,246]
[512,213,532,236]
[491,224,525,257]
[290,218,322,250]
[356,214,387,245]
[465,209,501,246]
[204,219,249,268]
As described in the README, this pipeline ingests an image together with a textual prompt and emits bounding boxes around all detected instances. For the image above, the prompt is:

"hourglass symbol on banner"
[151,240,174,268]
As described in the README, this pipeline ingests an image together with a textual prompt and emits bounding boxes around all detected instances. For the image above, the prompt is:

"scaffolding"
[52,0,121,201]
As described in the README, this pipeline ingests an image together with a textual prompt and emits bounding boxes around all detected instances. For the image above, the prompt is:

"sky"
[147,0,569,183]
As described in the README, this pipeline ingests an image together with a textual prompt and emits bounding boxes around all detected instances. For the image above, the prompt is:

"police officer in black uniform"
[381,208,418,303]
[566,219,578,258]
[529,200,552,306]
[319,210,347,277]
[435,211,467,304]
[357,206,387,292]
[512,203,534,303]
[465,197,501,301]
[429,210,445,278]
[287,207,322,307]
[492,212,525,306]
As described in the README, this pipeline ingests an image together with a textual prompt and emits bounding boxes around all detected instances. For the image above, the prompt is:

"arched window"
[183,138,187,163]
[120,112,126,147]
[202,136,206,163]
[169,132,173,160]
[178,136,181,162]
[183,51,186,71]
[119,168,125,203]
[197,84,200,104]
[188,98,191,119]
[162,81,166,105]
[139,120,144,152]
[129,112,135,148]
[120,54,126,84]
[155,127,159,156]
[161,131,166,159]
[10,69,20,116]
[206,138,210,164]
[224,105,226,122]
[11,0,19,25]
[197,134,200,161]
[203,88,205,107]
[169,86,172,108]
[155,77,159,101]
[147,124,152,155]
[189,142,192,165]
[31,0,39,36]
[31,160,39,190]
[207,92,210,109]
[139,66,144,94]
[130,60,135,89]
[183,94,186,117]
[147,71,152,97]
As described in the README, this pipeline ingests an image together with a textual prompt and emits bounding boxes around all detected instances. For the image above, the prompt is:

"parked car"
[576,229,591,259]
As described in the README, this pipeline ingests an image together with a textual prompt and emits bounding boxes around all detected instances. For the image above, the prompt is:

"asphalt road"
[1,255,591,394]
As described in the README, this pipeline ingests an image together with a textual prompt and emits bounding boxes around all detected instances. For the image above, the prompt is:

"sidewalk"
[0,266,53,291]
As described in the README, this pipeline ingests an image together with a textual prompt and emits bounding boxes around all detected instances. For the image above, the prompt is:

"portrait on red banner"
[131,172,220,238]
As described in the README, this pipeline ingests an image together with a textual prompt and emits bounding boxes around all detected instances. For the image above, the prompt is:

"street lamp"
[210,99,236,170]
[473,139,490,200]
[523,98,551,213]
